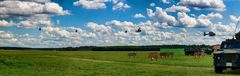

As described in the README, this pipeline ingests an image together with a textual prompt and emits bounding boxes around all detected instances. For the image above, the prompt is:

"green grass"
[0,49,239,76]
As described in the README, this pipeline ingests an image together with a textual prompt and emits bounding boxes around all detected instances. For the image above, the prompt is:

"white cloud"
[42,27,71,38]
[114,31,126,37]
[0,19,234,47]
[0,0,233,47]
[0,20,15,27]
[20,0,51,2]
[73,0,130,11]
[162,0,170,4]
[112,2,131,10]
[178,0,226,11]
[212,22,233,33]
[0,0,69,28]
[195,13,223,27]
[0,31,19,47]
[44,2,70,15]
[106,20,135,31]
[86,22,112,33]
[165,5,190,12]
[138,21,158,31]
[176,12,223,28]
[0,31,14,39]
[177,12,198,27]
[146,8,155,17]
[150,3,155,7]
[147,7,177,26]
[106,20,134,27]
[73,0,108,9]
[196,18,212,27]
[198,13,223,19]
[133,13,145,18]
[81,32,97,38]
[18,19,51,27]
[230,15,240,23]
[0,1,69,18]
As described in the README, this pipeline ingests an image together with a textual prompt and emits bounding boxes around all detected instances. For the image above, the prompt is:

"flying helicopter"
[202,17,240,38]
[203,31,216,36]
[136,27,142,32]
[38,28,42,31]
[124,30,128,33]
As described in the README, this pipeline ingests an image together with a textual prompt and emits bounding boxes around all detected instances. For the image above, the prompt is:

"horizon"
[0,0,240,48]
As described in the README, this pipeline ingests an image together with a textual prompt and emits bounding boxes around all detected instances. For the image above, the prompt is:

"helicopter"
[38,28,42,31]
[203,31,216,36]
[136,27,142,32]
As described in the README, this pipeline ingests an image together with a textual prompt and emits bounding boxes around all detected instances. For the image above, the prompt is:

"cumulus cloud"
[18,19,51,27]
[147,7,177,26]
[178,0,226,11]
[133,13,145,18]
[198,13,223,19]
[0,20,15,27]
[196,13,223,27]
[162,0,170,4]
[19,0,51,2]
[150,3,155,7]
[0,19,234,47]
[0,31,14,39]
[176,12,223,28]
[0,1,69,18]
[41,27,71,38]
[86,22,112,33]
[73,0,131,11]
[73,0,108,9]
[0,0,69,28]
[177,12,198,27]
[44,2,70,15]
[146,6,223,28]
[106,20,134,27]
[230,15,240,23]
[0,31,19,47]
[212,22,233,33]
[112,2,131,10]
[106,20,135,31]
[165,5,190,12]
[0,0,233,47]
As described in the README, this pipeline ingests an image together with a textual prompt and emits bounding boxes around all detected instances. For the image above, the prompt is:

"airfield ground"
[0,49,239,76]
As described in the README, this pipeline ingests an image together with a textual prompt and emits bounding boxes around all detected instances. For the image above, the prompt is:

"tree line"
[0,45,211,51]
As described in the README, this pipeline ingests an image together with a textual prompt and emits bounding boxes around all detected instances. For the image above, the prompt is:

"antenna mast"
[233,20,240,39]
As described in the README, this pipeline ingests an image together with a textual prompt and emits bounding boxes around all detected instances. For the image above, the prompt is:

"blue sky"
[0,0,240,48]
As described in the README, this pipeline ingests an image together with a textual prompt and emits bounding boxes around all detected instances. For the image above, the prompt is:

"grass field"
[0,49,239,76]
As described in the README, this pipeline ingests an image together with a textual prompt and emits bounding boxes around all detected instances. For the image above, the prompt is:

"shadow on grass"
[222,70,240,75]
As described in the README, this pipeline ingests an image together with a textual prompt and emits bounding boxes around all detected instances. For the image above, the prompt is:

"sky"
[1,0,240,48]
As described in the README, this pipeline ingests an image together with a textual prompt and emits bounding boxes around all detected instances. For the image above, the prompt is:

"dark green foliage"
[0,45,211,51]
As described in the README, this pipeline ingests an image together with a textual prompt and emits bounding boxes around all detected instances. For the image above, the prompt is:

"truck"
[213,39,240,73]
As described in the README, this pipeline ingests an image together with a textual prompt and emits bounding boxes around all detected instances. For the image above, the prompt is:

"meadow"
[0,49,239,76]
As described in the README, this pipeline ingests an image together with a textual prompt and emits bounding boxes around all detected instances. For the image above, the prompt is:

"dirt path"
[77,58,240,75]
[77,58,213,69]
